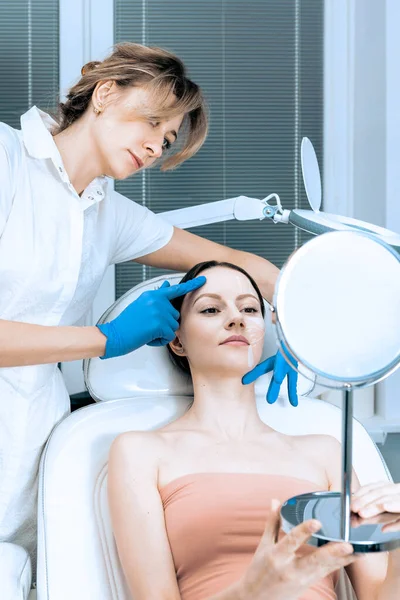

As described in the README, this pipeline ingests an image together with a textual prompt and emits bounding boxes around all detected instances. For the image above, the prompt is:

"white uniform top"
[0,106,173,566]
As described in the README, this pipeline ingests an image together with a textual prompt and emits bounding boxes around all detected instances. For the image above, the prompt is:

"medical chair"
[34,273,392,600]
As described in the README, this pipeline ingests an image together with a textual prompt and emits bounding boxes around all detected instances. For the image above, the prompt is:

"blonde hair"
[54,42,208,170]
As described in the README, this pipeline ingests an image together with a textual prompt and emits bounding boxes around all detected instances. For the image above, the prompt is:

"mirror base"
[281,491,400,553]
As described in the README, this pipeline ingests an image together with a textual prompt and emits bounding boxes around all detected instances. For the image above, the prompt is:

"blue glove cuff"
[96,322,120,360]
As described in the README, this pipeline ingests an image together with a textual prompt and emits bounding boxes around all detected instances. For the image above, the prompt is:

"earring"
[93,102,103,115]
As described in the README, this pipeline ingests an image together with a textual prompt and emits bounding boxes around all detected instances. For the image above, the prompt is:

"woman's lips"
[220,335,249,346]
[128,151,142,169]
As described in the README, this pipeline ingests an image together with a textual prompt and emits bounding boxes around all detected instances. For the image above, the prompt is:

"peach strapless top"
[160,473,338,600]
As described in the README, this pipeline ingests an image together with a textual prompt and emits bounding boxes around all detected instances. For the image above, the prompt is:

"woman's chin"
[195,360,255,379]
[109,165,133,180]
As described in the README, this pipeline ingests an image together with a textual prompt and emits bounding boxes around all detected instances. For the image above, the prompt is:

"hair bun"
[81,61,101,76]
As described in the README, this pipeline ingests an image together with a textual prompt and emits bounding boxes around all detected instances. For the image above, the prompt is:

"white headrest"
[84,273,318,402]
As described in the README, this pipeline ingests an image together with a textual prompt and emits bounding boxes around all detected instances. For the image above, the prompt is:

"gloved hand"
[242,348,299,407]
[97,276,206,359]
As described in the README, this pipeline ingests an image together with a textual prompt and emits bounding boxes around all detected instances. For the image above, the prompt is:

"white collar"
[21,106,61,160]
[20,106,108,205]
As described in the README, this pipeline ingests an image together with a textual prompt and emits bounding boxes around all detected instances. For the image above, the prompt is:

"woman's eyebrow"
[192,293,220,306]
[192,292,258,306]
[236,293,259,301]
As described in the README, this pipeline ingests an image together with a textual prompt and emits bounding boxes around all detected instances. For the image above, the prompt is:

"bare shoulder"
[295,433,341,464]
[283,431,341,456]
[290,433,342,484]
[108,429,168,478]
[110,428,167,451]
[271,430,341,466]
[293,433,341,455]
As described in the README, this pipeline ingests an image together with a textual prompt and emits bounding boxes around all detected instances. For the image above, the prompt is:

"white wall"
[352,0,386,227]
[386,0,400,235]
[324,0,388,225]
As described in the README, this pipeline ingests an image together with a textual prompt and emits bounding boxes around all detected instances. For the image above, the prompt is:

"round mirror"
[274,231,400,389]
[300,137,322,212]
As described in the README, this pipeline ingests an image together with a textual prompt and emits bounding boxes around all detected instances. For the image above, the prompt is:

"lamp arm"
[160,194,289,229]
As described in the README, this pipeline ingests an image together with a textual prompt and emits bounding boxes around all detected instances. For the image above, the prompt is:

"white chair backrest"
[36,395,391,600]
[84,273,319,402]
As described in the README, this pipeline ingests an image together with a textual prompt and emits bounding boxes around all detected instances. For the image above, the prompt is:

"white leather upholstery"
[0,542,32,600]
[36,273,392,600]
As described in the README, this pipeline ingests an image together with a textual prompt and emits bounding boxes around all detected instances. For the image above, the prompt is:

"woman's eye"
[162,137,171,150]
[200,307,220,314]
[243,307,259,313]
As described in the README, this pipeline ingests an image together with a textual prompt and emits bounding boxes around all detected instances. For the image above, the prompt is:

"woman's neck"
[53,119,102,195]
[184,371,270,440]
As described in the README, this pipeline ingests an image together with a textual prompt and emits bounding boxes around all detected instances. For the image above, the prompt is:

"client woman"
[108,261,400,600]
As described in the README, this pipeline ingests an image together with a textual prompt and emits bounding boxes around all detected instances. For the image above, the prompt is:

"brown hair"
[167,261,266,375]
[54,42,208,170]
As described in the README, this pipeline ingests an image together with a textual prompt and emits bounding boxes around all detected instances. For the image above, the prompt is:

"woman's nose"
[226,312,245,329]
[144,139,163,159]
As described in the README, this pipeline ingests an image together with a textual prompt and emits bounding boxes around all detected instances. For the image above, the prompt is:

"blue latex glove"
[97,276,206,359]
[242,349,299,407]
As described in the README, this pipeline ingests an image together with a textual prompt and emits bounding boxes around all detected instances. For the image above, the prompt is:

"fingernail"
[308,520,321,532]
[271,499,281,511]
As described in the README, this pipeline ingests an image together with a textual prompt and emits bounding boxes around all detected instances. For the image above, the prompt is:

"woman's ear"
[169,336,187,357]
[93,80,116,108]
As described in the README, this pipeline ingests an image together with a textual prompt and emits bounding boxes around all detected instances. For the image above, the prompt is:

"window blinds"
[0,0,59,128]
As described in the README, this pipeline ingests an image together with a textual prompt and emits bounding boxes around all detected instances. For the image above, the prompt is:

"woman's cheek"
[246,317,265,345]
[246,317,265,368]
[181,316,215,348]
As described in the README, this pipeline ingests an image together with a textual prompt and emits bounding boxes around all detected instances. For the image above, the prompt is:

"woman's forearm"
[0,318,106,367]
[227,248,279,304]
